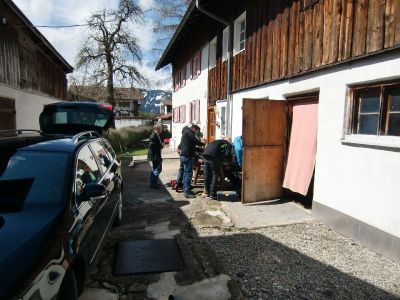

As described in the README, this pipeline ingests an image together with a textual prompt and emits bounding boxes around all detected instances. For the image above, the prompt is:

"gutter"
[195,0,234,138]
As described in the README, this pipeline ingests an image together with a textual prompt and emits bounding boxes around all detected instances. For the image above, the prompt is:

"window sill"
[342,135,400,149]
[233,48,245,56]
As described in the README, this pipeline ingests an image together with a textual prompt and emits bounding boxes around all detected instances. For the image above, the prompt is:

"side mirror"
[81,183,108,201]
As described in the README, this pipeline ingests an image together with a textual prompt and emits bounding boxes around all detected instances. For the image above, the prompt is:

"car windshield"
[0,151,69,212]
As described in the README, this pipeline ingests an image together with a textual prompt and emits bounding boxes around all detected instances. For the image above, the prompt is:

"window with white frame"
[209,37,217,68]
[222,27,228,61]
[192,51,201,78]
[180,67,186,87]
[186,62,191,81]
[234,12,246,55]
[220,106,226,136]
[348,81,400,136]
[179,105,186,123]
[174,72,180,91]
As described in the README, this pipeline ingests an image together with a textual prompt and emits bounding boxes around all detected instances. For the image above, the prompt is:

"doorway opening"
[241,94,318,209]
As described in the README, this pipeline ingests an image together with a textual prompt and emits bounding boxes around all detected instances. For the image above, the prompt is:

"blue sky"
[13,0,172,90]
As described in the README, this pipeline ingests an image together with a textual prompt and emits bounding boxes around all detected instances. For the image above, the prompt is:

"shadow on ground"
[84,159,399,300]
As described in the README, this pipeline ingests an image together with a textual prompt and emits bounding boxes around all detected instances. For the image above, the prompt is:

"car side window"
[76,145,101,196]
[90,141,112,174]
[102,140,116,160]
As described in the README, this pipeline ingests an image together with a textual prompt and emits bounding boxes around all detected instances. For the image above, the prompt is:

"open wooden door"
[242,99,287,203]
[207,106,216,143]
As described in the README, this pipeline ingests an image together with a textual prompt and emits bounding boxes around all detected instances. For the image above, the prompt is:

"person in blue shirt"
[233,136,243,167]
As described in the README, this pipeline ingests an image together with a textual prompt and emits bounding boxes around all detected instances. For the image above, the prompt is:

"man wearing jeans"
[178,125,204,198]
[148,123,163,189]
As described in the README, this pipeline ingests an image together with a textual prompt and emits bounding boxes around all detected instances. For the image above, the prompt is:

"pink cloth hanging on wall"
[283,100,318,196]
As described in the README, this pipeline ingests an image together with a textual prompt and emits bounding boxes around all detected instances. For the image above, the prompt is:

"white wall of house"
[230,52,400,239]
[0,83,61,130]
[171,44,209,149]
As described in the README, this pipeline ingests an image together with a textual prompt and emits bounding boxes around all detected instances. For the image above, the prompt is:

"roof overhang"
[4,0,74,73]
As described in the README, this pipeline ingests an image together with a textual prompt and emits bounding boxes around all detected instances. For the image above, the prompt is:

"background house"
[157,0,400,263]
[159,97,172,115]
[0,0,73,130]
[69,86,143,117]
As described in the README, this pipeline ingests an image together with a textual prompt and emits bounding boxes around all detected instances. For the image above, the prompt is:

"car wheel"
[57,269,78,300]
[113,191,123,227]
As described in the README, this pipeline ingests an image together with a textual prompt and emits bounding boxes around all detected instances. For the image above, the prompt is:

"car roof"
[0,132,101,153]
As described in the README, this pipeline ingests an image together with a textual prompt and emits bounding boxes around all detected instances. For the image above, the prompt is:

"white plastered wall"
[0,83,61,130]
[230,52,400,238]
[171,44,209,149]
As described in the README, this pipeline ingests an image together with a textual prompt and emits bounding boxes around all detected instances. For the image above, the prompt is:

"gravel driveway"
[197,222,400,299]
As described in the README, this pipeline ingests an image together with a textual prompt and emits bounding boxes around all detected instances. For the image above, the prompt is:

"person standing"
[179,124,204,198]
[148,123,163,189]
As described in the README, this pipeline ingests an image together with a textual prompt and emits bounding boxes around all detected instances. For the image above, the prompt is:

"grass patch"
[117,147,148,158]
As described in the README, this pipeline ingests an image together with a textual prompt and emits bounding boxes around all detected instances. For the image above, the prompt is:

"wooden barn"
[157,0,400,263]
[0,0,73,130]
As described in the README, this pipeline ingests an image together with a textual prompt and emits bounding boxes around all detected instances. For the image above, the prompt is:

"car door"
[87,141,120,262]
[74,145,103,261]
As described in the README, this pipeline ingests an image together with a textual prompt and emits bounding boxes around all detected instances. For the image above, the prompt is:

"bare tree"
[152,0,190,58]
[76,0,148,106]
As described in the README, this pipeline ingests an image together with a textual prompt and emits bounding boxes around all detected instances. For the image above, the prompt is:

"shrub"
[106,125,152,152]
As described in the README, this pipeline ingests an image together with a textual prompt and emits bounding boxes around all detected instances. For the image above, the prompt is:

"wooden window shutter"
[188,102,193,123]
[197,51,202,76]
[195,100,200,123]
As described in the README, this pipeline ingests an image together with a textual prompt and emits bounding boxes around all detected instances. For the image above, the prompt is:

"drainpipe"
[195,0,233,138]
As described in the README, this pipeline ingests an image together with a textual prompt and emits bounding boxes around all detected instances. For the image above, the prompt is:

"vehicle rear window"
[0,151,69,212]
[41,106,112,128]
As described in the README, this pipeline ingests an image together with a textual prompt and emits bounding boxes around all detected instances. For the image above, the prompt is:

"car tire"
[113,191,123,227]
[57,269,78,300]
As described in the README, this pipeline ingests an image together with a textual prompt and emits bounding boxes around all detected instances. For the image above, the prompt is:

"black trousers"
[204,158,221,197]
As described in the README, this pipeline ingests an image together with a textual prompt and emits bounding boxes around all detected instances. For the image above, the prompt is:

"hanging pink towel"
[283,100,318,196]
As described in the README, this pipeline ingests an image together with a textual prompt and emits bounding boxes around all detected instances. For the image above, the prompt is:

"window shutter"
[188,102,193,123]
[195,100,200,123]
[197,51,202,76]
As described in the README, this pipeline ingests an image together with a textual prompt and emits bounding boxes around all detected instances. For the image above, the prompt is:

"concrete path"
[221,199,313,229]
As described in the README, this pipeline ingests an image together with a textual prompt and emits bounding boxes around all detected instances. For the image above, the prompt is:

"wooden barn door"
[0,98,16,130]
[242,99,287,204]
[207,106,216,143]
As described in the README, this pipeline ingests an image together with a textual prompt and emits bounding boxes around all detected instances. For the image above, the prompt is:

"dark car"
[0,102,123,300]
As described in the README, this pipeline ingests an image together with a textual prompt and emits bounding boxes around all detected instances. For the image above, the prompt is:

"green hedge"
[106,125,153,153]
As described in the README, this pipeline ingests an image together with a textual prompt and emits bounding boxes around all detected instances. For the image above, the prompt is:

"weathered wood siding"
[0,2,68,100]
[208,0,400,102]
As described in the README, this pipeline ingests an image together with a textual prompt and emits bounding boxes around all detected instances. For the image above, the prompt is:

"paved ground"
[80,152,400,300]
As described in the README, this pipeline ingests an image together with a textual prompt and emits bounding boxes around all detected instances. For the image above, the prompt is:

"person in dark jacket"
[173,126,187,192]
[202,138,238,199]
[179,125,204,198]
[148,123,163,188]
